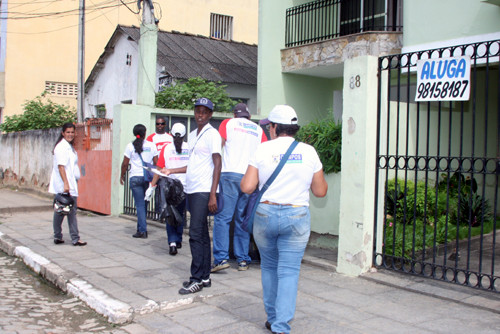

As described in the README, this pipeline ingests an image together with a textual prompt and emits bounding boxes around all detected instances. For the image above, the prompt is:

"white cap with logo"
[260,105,298,125]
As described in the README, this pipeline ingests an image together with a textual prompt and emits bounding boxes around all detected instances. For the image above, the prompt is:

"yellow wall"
[2,0,258,118]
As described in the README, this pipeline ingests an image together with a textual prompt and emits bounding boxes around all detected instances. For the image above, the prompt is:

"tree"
[0,92,76,133]
[155,77,237,112]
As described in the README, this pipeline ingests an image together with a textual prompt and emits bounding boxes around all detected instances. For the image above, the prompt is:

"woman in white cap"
[241,105,328,334]
[147,123,189,255]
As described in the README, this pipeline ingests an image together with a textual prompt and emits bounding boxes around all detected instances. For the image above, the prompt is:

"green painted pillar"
[136,23,158,107]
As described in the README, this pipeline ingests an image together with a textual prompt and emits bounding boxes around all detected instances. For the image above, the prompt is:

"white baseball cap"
[171,123,186,137]
[260,105,298,125]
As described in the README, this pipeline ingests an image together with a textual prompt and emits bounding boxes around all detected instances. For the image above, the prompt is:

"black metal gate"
[373,40,499,292]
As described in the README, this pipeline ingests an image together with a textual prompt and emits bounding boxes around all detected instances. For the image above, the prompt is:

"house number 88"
[350,75,361,89]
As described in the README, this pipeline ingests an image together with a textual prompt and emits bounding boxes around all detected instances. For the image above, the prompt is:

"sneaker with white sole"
[211,259,230,272]
[183,278,211,288]
[238,260,249,271]
[178,281,203,295]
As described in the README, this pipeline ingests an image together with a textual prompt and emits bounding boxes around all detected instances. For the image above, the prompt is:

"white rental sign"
[415,56,471,102]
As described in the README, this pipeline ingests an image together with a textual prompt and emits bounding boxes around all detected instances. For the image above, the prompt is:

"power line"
[120,0,139,15]
[5,7,123,35]
[0,0,135,20]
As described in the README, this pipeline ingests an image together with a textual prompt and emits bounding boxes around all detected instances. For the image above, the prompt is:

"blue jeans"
[187,192,211,282]
[130,176,148,233]
[253,203,310,334]
[166,196,186,244]
[213,172,251,263]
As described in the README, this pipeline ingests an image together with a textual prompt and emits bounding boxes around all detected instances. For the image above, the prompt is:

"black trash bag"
[157,177,185,226]
[165,204,183,227]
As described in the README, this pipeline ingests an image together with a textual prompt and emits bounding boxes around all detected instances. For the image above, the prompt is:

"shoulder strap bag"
[139,153,155,183]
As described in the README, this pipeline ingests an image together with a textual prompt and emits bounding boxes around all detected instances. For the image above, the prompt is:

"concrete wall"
[84,36,139,119]
[403,0,500,48]
[224,83,258,115]
[258,0,342,121]
[0,128,60,191]
[310,173,341,236]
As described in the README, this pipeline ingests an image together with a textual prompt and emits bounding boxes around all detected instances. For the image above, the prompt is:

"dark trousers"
[187,192,211,282]
[53,196,80,244]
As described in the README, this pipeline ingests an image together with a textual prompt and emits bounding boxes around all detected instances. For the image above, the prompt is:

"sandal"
[73,240,87,246]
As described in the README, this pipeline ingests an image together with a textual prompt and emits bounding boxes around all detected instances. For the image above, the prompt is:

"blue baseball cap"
[194,97,214,111]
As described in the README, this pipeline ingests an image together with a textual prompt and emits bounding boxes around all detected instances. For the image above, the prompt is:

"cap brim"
[234,111,250,118]
[259,118,271,125]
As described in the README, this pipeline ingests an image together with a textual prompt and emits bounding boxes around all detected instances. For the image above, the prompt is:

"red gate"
[74,119,113,215]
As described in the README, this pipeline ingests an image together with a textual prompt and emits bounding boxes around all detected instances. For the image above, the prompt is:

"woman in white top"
[120,124,158,239]
[241,105,328,334]
[48,123,87,246]
[148,123,189,255]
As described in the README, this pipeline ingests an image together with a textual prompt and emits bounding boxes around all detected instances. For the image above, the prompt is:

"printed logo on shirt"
[282,153,303,164]
[157,143,168,151]
[143,147,152,152]
[240,122,257,131]
[168,148,189,161]
[272,153,303,164]
[235,128,259,137]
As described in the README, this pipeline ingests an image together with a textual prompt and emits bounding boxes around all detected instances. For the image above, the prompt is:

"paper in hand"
[143,166,169,178]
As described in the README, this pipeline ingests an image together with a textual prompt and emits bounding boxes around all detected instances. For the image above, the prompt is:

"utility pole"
[136,0,158,107]
[77,0,85,122]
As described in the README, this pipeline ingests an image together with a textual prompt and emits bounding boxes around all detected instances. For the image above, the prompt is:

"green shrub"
[0,92,76,133]
[295,117,342,174]
[383,176,495,257]
[155,77,236,112]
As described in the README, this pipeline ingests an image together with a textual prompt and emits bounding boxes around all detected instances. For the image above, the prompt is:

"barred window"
[45,81,78,97]
[95,104,106,118]
[210,13,233,41]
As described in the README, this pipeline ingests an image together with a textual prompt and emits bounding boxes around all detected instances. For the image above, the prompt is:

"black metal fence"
[374,40,500,292]
[123,167,159,220]
[285,0,403,47]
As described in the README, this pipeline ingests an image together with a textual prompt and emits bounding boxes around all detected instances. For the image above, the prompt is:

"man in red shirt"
[211,103,267,272]
[146,116,173,152]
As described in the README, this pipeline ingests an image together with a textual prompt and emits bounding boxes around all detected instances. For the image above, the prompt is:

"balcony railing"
[285,0,403,48]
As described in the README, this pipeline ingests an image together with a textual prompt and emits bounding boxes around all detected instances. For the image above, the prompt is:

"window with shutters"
[210,13,233,41]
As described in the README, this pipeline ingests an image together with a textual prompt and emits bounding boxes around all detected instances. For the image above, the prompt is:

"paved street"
[0,251,125,333]
[0,188,499,333]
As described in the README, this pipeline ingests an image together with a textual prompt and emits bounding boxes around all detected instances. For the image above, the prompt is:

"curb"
[360,269,500,315]
[0,231,134,324]
[0,205,52,214]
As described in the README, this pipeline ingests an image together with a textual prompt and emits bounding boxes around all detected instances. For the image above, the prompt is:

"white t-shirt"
[123,140,158,179]
[186,124,222,194]
[157,141,189,187]
[49,139,80,197]
[219,117,267,174]
[249,136,323,207]
[146,132,173,152]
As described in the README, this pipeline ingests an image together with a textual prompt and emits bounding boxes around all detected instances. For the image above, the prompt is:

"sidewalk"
[0,187,498,333]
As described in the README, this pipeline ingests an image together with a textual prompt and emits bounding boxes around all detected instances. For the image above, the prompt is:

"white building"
[84,25,257,119]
